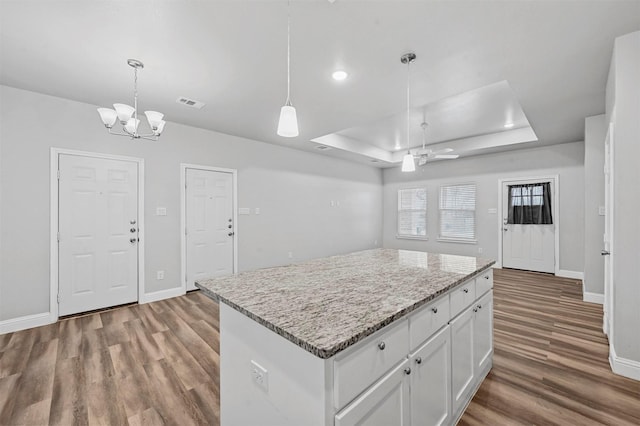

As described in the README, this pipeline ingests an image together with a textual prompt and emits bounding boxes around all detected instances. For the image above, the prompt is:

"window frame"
[437,182,477,244]
[396,187,429,240]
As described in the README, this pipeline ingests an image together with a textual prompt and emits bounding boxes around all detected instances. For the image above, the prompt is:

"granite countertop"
[196,248,495,359]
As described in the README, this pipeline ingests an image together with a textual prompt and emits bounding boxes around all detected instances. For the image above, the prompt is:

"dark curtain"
[507,183,553,224]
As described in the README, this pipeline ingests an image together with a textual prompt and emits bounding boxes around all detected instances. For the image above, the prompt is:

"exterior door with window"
[502,180,555,273]
[58,154,139,316]
[185,168,235,291]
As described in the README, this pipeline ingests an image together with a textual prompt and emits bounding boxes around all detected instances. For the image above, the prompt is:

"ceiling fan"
[414,122,459,166]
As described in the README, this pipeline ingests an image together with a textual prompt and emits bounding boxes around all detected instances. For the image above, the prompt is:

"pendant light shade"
[277,0,299,137]
[402,151,416,172]
[277,104,299,137]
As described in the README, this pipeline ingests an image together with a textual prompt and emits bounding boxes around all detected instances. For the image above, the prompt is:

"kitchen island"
[197,249,495,426]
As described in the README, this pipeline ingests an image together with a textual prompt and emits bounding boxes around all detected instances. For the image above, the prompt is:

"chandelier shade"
[97,59,165,141]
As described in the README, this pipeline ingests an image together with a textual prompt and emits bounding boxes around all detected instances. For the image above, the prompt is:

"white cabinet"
[409,325,451,426]
[450,303,475,416]
[335,360,411,426]
[473,291,493,374]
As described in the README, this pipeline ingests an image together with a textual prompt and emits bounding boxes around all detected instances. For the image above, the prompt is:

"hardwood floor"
[1,269,638,425]
[460,269,640,426]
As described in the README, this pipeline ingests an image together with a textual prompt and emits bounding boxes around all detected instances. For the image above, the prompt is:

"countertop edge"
[197,262,495,359]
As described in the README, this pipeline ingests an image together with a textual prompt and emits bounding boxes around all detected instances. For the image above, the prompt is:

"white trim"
[436,238,477,245]
[0,312,56,335]
[556,269,584,280]
[610,345,640,381]
[180,164,238,294]
[497,175,560,273]
[139,286,186,304]
[395,234,428,241]
[583,292,604,305]
[50,148,145,320]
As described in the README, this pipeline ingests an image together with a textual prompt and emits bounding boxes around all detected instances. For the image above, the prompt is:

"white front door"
[58,154,139,316]
[603,123,614,337]
[502,179,555,273]
[185,168,235,291]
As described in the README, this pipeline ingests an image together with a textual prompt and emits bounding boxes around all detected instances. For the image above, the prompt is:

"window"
[397,188,427,238]
[507,183,553,224]
[439,183,476,241]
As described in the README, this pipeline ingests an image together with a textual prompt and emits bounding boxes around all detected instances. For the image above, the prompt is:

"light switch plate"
[239,208,250,215]
[250,360,268,391]
[488,208,497,214]
[156,207,167,216]
[598,206,605,216]
[254,208,260,215]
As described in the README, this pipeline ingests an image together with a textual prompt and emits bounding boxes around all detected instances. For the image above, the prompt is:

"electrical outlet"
[157,270,164,280]
[251,360,268,391]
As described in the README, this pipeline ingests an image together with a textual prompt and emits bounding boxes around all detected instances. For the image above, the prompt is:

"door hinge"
[57,170,60,180]
[185,227,188,235]
[57,293,61,304]
[57,232,60,242]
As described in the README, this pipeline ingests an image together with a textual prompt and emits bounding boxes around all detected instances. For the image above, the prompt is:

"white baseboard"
[556,269,584,280]
[0,311,56,335]
[139,286,185,304]
[583,292,604,305]
[610,345,640,381]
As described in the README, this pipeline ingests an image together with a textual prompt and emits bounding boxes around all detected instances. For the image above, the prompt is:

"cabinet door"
[335,360,410,426]
[410,325,451,426]
[473,291,493,374]
[450,306,474,416]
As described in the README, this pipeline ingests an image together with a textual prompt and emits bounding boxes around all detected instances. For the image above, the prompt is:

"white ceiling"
[2,1,639,168]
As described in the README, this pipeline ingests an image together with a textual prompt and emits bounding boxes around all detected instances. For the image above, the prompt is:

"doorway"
[499,176,559,274]
[52,149,144,317]
[181,164,237,291]
[603,123,614,337]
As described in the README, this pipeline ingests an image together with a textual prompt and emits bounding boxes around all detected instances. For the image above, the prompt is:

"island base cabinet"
[335,360,410,426]
[450,306,475,417]
[474,291,494,374]
[409,326,451,426]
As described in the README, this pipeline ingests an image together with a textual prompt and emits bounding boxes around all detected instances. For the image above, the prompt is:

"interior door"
[502,180,555,273]
[58,154,139,316]
[603,124,614,337]
[185,168,234,290]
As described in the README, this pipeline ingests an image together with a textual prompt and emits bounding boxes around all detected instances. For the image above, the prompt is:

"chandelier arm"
[140,135,159,142]
[108,128,134,138]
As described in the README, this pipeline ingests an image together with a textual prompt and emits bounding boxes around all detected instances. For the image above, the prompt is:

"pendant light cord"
[286,0,291,106]
[406,57,411,152]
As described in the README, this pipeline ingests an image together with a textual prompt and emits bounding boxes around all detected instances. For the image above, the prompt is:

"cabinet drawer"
[334,319,409,410]
[409,295,450,350]
[476,269,493,297]
[450,280,476,318]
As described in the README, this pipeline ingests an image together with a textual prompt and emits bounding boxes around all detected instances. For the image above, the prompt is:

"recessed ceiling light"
[332,70,348,81]
[504,122,514,128]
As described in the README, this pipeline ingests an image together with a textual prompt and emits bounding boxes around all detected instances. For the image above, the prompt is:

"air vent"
[315,145,331,151]
[176,97,205,109]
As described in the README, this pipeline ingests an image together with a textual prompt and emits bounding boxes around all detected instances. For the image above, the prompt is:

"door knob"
[503,228,508,231]
[130,238,137,243]
[601,250,610,256]
[130,228,136,233]
[228,225,232,229]
[130,219,136,225]
[415,357,422,365]
[228,232,235,237]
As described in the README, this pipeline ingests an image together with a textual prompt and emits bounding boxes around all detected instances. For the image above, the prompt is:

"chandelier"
[97,59,166,141]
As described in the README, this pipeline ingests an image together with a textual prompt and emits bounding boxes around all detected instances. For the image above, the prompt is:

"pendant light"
[401,52,416,172]
[277,0,299,137]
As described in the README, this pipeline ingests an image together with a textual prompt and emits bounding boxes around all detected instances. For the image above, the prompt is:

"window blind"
[439,184,476,240]
[397,188,427,237]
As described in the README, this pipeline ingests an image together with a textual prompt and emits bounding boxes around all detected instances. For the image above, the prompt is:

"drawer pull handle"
[404,367,412,375]
[463,288,469,294]
[415,357,422,365]
[377,342,386,350]
[432,307,438,314]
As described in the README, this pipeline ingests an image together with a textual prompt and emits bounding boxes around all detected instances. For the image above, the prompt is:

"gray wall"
[583,114,606,296]
[0,85,383,321]
[607,31,640,363]
[382,142,585,273]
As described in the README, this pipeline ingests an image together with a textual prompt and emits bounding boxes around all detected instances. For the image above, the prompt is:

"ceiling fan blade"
[434,148,454,154]
[418,155,428,166]
[434,154,460,159]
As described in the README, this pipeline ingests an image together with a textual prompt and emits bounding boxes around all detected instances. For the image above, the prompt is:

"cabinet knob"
[477,304,482,310]
[484,275,489,280]
[432,307,438,314]
[415,357,422,365]
[377,342,386,351]
[404,367,411,375]
[473,307,478,313]
[463,288,469,294]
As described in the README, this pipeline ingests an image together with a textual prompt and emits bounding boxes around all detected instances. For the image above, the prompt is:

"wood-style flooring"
[0,269,638,425]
